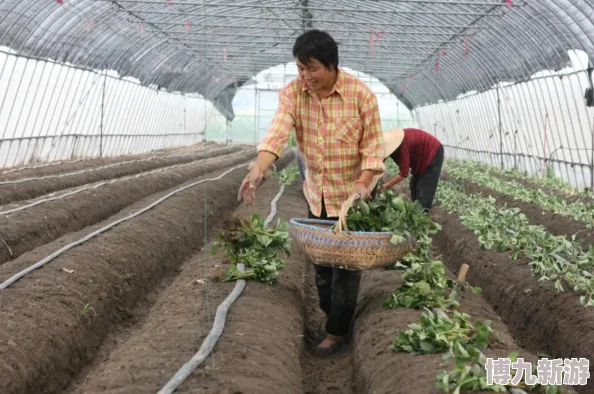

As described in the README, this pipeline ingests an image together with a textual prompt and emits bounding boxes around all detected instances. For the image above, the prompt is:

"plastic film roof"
[1,0,593,120]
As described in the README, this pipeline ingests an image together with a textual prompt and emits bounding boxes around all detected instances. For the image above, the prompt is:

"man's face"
[296,57,334,92]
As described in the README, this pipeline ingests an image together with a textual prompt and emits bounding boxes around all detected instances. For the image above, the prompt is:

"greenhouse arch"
[1,2,594,394]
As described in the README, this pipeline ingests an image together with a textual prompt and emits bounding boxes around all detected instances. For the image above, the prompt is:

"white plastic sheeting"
[415,50,594,189]
[0,48,217,167]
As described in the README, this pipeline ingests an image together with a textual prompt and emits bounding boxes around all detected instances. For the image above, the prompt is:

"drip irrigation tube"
[157,180,288,394]
[0,163,249,290]
[0,148,213,185]
[0,151,239,216]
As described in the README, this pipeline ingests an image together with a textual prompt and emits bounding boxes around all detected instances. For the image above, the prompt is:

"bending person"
[381,128,444,210]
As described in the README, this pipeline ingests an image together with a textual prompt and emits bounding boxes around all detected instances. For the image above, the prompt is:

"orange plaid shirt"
[258,68,385,217]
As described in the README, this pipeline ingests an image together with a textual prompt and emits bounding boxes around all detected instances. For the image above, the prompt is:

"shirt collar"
[301,67,346,101]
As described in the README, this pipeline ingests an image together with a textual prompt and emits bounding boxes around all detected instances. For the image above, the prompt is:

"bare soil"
[0,145,244,205]
[67,179,306,394]
[349,243,580,394]
[67,181,553,394]
[0,157,281,394]
[0,148,255,265]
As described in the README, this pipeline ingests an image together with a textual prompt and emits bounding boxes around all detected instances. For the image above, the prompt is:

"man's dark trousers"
[307,199,361,337]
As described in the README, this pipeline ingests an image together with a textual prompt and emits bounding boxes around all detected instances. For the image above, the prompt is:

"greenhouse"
[0,1,593,393]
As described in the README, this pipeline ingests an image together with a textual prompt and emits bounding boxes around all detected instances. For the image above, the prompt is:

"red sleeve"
[397,143,410,178]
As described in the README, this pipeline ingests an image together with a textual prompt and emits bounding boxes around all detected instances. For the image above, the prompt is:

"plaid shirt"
[258,69,385,217]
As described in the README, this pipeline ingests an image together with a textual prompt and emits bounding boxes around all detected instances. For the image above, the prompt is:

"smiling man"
[238,29,385,355]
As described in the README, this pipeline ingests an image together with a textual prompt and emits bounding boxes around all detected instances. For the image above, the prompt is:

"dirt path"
[0,156,583,394]
[0,151,295,394]
[67,180,306,394]
[300,262,354,394]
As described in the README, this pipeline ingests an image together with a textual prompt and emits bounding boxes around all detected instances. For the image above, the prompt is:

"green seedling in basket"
[337,188,441,265]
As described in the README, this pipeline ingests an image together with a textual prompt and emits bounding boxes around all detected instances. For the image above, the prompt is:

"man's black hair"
[292,29,339,70]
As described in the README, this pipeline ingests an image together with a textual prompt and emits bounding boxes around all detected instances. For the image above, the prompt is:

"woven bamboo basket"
[289,194,417,270]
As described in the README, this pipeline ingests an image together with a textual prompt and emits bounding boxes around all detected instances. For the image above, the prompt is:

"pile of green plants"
[391,309,495,355]
[383,260,459,310]
[211,213,290,284]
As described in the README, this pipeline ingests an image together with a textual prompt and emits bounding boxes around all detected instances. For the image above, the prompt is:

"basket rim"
[289,217,395,236]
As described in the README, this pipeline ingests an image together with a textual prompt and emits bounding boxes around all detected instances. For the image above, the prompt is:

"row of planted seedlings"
[340,187,561,393]
[444,158,593,200]
[444,159,594,227]
[435,172,594,307]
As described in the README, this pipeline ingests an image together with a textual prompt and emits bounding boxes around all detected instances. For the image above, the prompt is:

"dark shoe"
[311,339,346,357]
[305,326,327,343]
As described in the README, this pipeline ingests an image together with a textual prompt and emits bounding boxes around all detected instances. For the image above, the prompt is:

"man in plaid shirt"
[238,30,385,355]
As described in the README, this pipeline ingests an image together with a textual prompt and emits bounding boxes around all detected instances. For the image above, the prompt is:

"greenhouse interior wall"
[1,0,594,192]
[414,49,594,191]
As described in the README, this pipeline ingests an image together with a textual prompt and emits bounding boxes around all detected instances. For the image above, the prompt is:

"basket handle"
[335,193,361,234]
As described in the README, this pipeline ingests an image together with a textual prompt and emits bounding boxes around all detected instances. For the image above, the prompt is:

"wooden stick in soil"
[457,263,469,282]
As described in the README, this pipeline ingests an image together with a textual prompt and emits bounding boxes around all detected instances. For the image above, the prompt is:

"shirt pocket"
[334,117,362,144]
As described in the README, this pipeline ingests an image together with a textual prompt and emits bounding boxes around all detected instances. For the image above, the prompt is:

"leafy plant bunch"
[341,188,442,265]
[383,260,459,310]
[436,346,561,394]
[272,162,300,185]
[211,213,290,284]
[392,308,495,355]
[391,295,559,393]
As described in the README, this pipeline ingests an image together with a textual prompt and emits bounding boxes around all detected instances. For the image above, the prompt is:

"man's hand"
[238,151,277,205]
[352,182,371,201]
[238,166,264,206]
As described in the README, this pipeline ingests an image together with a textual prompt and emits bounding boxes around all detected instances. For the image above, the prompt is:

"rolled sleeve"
[257,86,295,158]
[358,93,385,174]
